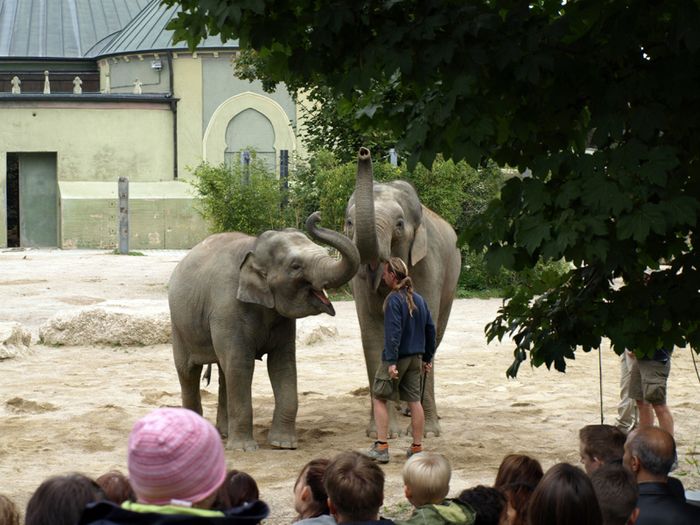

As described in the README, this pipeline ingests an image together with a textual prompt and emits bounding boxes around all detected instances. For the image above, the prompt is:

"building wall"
[172,55,203,180]
[0,101,208,248]
[0,52,299,249]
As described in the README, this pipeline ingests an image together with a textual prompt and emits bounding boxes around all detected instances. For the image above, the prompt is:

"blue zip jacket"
[382,289,436,364]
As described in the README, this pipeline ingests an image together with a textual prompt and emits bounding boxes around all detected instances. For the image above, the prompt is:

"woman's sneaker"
[366,441,390,463]
[406,443,423,458]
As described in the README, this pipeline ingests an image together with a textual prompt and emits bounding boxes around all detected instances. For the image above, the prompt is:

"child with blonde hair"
[397,453,475,525]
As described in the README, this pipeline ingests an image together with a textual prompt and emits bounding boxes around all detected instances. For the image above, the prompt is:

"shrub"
[189,158,284,235]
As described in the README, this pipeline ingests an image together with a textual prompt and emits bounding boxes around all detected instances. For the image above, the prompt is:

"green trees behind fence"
[189,151,564,294]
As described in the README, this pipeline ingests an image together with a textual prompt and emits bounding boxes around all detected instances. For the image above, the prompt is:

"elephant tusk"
[312,288,331,305]
[372,262,385,292]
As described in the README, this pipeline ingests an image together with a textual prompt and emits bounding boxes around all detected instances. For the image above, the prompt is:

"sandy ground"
[0,248,699,522]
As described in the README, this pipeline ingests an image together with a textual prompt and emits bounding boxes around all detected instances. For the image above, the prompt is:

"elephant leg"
[360,316,402,439]
[172,328,203,415]
[266,338,298,449]
[213,328,258,451]
[216,363,228,438]
[421,367,441,437]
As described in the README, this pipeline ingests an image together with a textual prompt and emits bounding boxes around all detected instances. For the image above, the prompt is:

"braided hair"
[383,257,417,316]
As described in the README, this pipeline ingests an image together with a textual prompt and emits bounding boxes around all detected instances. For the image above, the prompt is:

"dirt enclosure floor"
[1,248,699,522]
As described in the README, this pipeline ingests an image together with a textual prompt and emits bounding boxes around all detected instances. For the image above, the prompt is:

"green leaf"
[617,204,666,242]
[485,245,516,273]
[516,215,551,254]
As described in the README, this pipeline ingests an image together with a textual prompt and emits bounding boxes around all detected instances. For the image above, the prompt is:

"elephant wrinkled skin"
[345,147,461,438]
[168,213,359,450]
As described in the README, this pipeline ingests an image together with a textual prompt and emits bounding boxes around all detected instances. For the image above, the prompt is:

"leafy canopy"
[165,0,700,373]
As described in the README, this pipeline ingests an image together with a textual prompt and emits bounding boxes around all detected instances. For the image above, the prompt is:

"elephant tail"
[202,364,212,386]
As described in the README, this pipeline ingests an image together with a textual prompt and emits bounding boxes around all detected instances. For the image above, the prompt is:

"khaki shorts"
[629,357,671,405]
[372,355,423,402]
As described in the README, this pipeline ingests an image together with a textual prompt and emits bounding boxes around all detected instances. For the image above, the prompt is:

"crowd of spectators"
[2,409,699,525]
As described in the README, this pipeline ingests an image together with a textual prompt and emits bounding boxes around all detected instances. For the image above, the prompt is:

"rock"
[302,325,339,345]
[0,322,32,359]
[296,316,339,345]
[39,300,171,346]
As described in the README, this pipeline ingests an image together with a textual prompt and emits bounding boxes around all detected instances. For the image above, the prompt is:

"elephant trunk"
[354,147,379,265]
[305,211,360,289]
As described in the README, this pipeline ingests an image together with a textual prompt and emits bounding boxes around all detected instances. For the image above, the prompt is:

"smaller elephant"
[168,213,359,450]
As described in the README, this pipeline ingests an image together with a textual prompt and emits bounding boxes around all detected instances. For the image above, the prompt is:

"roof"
[95,1,236,57]
[0,0,150,58]
[0,0,237,60]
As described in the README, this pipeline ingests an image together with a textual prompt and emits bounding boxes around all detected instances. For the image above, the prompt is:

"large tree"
[164,0,700,373]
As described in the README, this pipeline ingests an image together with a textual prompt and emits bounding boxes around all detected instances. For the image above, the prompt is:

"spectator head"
[457,485,506,525]
[0,494,20,525]
[590,464,640,525]
[494,454,543,490]
[95,470,135,505]
[25,473,104,525]
[324,451,385,523]
[526,463,602,525]
[578,424,626,474]
[402,452,451,507]
[294,458,331,520]
[214,469,259,509]
[623,427,675,481]
[500,483,534,525]
[127,407,226,508]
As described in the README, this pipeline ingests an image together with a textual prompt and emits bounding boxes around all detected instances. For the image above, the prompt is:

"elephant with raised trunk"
[168,212,359,451]
[345,147,461,437]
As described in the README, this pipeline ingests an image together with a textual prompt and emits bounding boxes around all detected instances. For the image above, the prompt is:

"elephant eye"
[396,218,405,229]
[290,262,302,271]
[346,218,353,227]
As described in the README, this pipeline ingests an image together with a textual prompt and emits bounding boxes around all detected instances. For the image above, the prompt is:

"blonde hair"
[383,257,417,316]
[402,452,451,506]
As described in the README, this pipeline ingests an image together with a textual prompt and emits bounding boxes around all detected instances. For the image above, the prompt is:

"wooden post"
[118,177,129,254]
[280,149,289,209]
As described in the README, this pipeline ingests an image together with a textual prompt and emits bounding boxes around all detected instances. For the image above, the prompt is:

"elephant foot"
[268,428,297,449]
[366,423,402,439]
[216,424,228,439]
[226,437,258,451]
[423,418,442,437]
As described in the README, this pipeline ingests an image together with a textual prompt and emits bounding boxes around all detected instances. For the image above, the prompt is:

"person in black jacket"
[623,427,700,524]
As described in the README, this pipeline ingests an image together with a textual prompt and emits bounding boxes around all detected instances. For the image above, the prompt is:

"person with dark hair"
[214,470,260,510]
[368,256,437,463]
[493,455,543,489]
[623,427,700,524]
[457,486,506,525]
[493,454,542,525]
[0,493,21,525]
[79,407,269,524]
[25,473,105,525]
[96,470,135,505]
[293,459,334,525]
[324,451,393,525]
[590,464,639,525]
[578,424,627,474]
[526,463,602,525]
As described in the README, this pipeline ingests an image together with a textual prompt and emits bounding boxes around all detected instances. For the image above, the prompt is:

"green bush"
[459,246,570,296]
[189,159,284,235]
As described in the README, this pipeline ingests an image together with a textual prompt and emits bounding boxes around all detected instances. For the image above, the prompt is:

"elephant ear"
[410,223,428,266]
[237,251,274,308]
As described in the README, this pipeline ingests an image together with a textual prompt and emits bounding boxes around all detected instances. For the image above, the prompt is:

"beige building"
[0,0,298,249]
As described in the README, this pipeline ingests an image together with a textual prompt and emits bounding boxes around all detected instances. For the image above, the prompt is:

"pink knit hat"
[127,407,226,505]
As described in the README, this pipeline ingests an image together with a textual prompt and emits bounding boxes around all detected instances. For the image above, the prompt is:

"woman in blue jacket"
[367,257,436,464]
